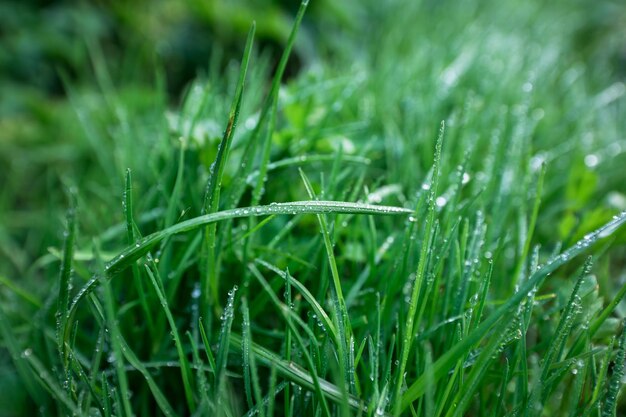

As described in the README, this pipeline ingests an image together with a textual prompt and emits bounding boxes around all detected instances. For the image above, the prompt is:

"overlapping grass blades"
[400,210,626,411]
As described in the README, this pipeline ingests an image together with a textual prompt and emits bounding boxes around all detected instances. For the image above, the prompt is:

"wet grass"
[1,0,626,416]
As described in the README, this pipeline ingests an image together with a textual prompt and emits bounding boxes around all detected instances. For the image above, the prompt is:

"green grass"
[2,0,626,416]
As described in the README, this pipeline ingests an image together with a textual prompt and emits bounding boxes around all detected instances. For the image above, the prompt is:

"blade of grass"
[394,121,445,416]
[214,285,238,403]
[601,319,626,417]
[57,190,77,373]
[299,169,351,407]
[21,349,81,415]
[241,297,265,417]
[540,258,592,387]
[187,330,212,411]
[199,318,217,378]
[0,275,42,308]
[224,0,310,211]
[99,265,134,417]
[144,263,196,412]
[201,23,256,310]
[511,163,546,291]
[124,169,154,335]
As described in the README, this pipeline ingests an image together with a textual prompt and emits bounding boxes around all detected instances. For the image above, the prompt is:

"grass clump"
[1,0,626,416]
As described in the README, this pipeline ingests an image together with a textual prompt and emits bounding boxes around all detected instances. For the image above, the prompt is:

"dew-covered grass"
[1,0,626,416]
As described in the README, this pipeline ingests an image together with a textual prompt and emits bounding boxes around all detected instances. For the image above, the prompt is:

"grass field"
[1,0,626,416]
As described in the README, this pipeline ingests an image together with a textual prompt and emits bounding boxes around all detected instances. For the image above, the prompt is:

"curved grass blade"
[400,210,626,412]
[68,201,412,316]
[229,331,368,413]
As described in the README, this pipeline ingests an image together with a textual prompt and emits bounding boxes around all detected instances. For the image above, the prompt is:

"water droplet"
[584,154,599,168]
[191,284,201,299]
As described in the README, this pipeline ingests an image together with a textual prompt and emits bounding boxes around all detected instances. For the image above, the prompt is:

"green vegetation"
[1,0,626,416]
